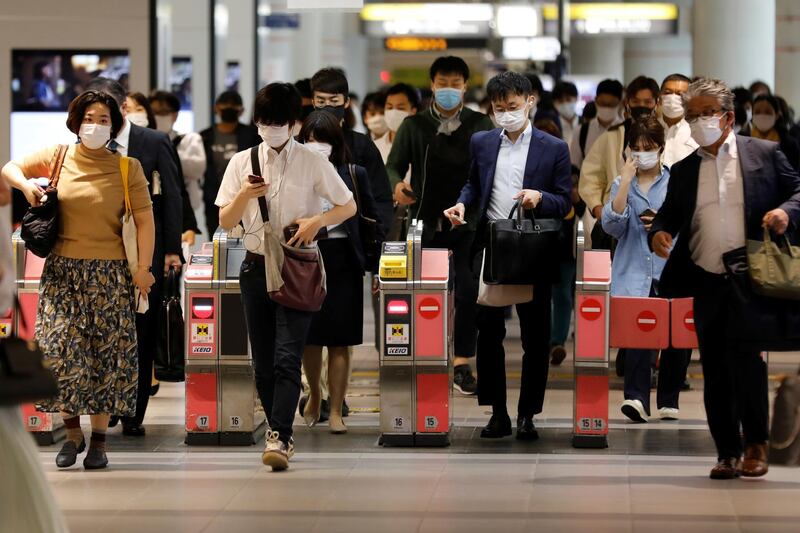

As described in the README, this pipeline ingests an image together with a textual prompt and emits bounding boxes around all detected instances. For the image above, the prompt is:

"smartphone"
[640,208,657,219]
[401,188,417,200]
[248,174,265,184]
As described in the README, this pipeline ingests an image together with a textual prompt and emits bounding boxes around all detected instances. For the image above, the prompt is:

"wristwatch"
[138,265,152,273]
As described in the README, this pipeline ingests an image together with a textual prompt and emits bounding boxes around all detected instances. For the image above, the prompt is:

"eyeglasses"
[685,109,724,123]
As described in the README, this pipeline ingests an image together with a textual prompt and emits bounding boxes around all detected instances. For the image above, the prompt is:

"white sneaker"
[658,407,679,420]
[261,431,291,471]
[621,399,648,423]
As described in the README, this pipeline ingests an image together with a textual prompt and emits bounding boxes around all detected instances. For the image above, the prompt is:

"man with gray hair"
[649,77,800,480]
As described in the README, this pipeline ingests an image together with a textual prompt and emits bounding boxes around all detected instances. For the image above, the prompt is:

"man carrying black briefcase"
[444,71,571,442]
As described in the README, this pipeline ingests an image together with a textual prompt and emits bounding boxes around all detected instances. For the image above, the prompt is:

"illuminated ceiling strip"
[542,3,679,21]
[361,3,493,22]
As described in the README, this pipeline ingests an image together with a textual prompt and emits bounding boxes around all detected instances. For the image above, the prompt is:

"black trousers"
[476,284,552,418]
[122,270,164,427]
[694,274,769,460]
[240,259,313,441]
[425,230,478,358]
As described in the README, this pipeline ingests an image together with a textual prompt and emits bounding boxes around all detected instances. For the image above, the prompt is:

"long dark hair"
[754,94,790,137]
[298,110,351,167]
[127,91,156,129]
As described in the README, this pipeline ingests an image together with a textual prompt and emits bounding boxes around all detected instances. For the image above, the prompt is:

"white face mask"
[661,94,684,119]
[127,112,149,128]
[258,124,291,148]
[305,142,333,159]
[495,101,531,133]
[155,115,174,134]
[689,115,726,147]
[752,113,777,133]
[384,109,410,132]
[556,101,577,120]
[596,105,619,124]
[366,114,388,137]
[79,123,111,150]
[632,150,661,170]
[746,108,753,124]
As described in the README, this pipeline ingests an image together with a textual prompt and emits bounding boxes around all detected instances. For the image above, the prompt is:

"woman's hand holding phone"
[240,174,269,200]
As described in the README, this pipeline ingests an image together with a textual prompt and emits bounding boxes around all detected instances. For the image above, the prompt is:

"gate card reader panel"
[380,242,409,281]
[382,293,412,360]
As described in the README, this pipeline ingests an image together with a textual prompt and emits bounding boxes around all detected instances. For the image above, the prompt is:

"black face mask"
[219,107,240,124]
[630,106,654,119]
[319,105,346,122]
[301,105,315,120]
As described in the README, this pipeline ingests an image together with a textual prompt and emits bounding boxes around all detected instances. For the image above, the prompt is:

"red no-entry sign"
[580,298,603,321]
[418,297,441,319]
[683,310,695,332]
[636,310,658,332]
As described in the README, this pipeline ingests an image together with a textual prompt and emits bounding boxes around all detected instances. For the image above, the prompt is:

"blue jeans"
[550,259,576,346]
[240,259,313,442]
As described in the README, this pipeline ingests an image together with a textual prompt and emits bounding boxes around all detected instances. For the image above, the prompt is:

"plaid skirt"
[35,255,138,416]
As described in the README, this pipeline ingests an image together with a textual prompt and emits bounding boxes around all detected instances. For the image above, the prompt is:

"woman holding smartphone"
[601,116,688,424]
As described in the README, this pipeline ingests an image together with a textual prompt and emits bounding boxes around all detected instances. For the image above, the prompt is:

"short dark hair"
[126,92,156,129]
[386,83,420,108]
[596,79,624,100]
[534,118,562,140]
[85,77,126,107]
[626,75,660,101]
[732,86,753,106]
[294,78,312,99]
[524,72,544,96]
[661,73,691,88]
[216,90,243,107]
[749,80,771,96]
[362,91,387,119]
[252,83,302,126]
[429,56,470,82]
[753,94,789,134]
[311,68,349,97]
[486,71,532,102]
[149,90,181,113]
[298,110,351,167]
[66,90,124,138]
[628,115,665,150]
[552,81,578,100]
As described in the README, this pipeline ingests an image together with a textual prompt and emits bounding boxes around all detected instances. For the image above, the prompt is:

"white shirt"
[114,119,132,156]
[170,130,207,209]
[560,114,580,146]
[569,117,620,169]
[689,132,746,274]
[215,139,353,256]
[662,118,699,168]
[374,133,392,165]
[487,122,532,221]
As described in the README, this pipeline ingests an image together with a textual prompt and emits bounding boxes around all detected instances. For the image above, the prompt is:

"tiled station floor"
[37,315,800,532]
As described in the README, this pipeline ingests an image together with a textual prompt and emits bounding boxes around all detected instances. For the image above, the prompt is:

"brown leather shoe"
[710,458,740,480]
[739,443,769,478]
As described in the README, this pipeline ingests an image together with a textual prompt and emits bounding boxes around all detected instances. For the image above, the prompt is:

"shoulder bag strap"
[347,164,362,216]
[579,122,590,159]
[250,146,269,223]
[49,144,68,187]
[120,155,132,217]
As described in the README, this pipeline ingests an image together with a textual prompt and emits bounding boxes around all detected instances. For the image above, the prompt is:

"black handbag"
[20,145,68,258]
[347,164,382,267]
[483,200,562,285]
[0,303,58,406]
[770,371,800,465]
[155,267,185,382]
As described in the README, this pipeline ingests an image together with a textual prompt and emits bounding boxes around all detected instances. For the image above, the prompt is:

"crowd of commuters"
[2,53,800,480]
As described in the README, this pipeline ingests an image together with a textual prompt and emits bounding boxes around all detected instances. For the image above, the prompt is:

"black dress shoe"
[480,414,512,439]
[150,383,160,397]
[122,424,146,437]
[342,398,350,418]
[516,416,539,441]
[56,439,86,468]
[319,399,330,423]
[108,416,119,428]
[83,447,108,470]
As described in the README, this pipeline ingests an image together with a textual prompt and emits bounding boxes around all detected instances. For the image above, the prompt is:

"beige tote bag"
[120,156,148,314]
[477,251,534,307]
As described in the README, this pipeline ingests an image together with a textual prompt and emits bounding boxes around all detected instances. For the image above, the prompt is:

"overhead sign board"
[362,3,493,37]
[542,2,679,36]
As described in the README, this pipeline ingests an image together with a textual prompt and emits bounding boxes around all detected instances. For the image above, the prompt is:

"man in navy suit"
[445,71,572,440]
[650,78,800,480]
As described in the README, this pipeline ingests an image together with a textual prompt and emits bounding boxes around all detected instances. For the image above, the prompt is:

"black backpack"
[154,268,185,382]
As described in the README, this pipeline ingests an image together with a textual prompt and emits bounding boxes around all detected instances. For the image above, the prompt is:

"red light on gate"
[192,297,214,320]
[387,300,409,315]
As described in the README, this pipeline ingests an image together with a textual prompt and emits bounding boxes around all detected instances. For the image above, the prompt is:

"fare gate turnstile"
[184,230,266,446]
[9,229,65,445]
[378,221,453,447]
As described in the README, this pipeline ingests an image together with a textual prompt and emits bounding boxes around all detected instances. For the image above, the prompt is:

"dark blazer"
[649,135,800,297]
[344,129,394,233]
[127,124,183,264]
[457,126,573,222]
[200,123,261,209]
[336,163,386,273]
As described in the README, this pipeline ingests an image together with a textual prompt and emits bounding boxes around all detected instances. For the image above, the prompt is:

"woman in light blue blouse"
[602,116,688,423]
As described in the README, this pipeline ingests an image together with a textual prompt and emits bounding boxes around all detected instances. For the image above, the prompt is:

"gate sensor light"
[387,300,409,315]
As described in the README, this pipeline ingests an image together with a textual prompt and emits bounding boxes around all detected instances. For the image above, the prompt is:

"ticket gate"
[378,220,453,447]
[9,230,65,445]
[183,230,266,446]
[572,221,700,448]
